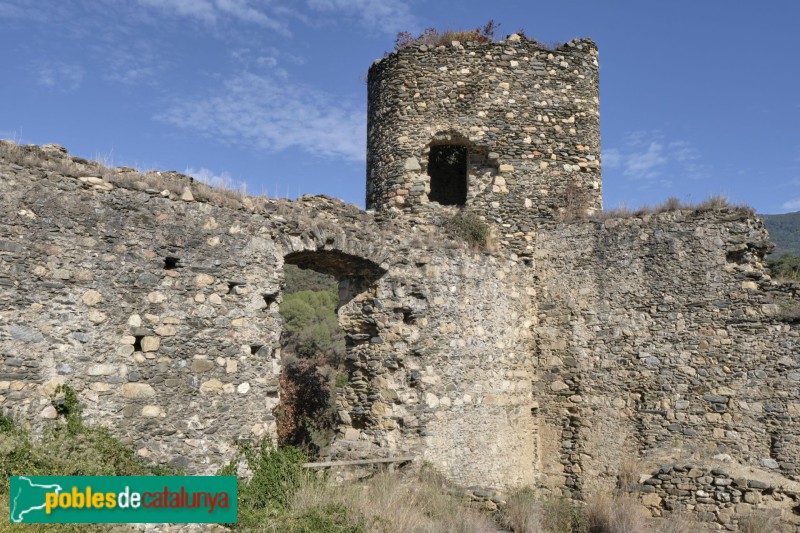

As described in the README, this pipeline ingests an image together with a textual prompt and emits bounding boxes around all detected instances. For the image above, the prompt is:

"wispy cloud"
[231,47,307,69]
[782,198,800,210]
[185,167,245,191]
[603,131,709,185]
[34,62,85,91]
[159,71,365,161]
[102,42,164,85]
[136,0,290,34]
[306,0,416,34]
[0,1,49,20]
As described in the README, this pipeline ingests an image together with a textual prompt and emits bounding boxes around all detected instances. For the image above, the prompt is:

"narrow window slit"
[133,335,144,352]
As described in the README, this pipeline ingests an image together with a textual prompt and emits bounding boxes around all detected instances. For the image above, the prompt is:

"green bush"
[767,253,800,281]
[0,386,178,496]
[0,387,178,532]
[280,289,345,363]
[446,212,490,249]
[220,439,309,530]
[289,503,363,533]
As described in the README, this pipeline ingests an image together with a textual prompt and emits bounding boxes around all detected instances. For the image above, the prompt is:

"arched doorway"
[275,250,386,457]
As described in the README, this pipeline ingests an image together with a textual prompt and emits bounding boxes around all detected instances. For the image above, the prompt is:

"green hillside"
[761,211,800,256]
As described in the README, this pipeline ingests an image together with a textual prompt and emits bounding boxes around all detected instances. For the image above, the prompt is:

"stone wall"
[0,143,537,489]
[532,209,800,525]
[366,35,602,229]
[635,462,799,530]
[1,142,799,529]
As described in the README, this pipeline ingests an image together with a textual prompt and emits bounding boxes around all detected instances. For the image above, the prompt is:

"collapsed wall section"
[532,209,799,515]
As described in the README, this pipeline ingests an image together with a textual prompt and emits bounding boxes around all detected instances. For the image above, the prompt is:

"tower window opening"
[428,145,467,206]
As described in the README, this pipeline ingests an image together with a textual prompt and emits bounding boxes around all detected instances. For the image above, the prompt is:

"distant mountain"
[761,211,800,256]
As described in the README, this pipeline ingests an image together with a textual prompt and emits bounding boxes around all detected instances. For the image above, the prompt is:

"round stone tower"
[366,35,601,223]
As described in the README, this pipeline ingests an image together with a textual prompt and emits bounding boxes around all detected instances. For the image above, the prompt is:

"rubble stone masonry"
[1,34,798,530]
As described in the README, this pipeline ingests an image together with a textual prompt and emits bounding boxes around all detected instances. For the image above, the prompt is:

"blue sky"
[1,1,798,214]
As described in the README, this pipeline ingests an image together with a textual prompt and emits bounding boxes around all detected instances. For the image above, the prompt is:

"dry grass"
[616,458,642,492]
[592,195,754,222]
[285,469,499,533]
[0,139,250,209]
[738,511,785,533]
[499,488,585,533]
[501,487,701,533]
[657,511,698,533]
[558,180,593,222]
[583,492,648,533]
[394,21,498,50]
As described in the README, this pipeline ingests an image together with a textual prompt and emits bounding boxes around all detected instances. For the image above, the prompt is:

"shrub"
[592,195,753,221]
[559,180,592,222]
[277,265,346,455]
[654,197,682,213]
[274,358,337,454]
[219,439,309,530]
[695,194,730,211]
[500,488,586,533]
[288,470,496,533]
[288,502,363,533]
[777,299,800,321]
[767,253,800,282]
[0,386,176,490]
[738,511,784,533]
[583,492,647,533]
[445,212,490,249]
[395,20,499,50]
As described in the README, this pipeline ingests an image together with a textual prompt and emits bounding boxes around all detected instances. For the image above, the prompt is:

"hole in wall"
[428,144,467,206]
[274,263,345,457]
[273,253,386,458]
[400,308,415,325]
[133,335,144,352]
[263,293,278,306]
[163,257,181,270]
[227,281,243,294]
[250,345,263,355]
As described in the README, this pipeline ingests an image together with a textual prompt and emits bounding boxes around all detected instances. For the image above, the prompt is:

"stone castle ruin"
[1,34,799,529]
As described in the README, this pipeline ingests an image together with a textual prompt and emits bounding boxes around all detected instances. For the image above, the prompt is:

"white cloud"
[103,43,163,84]
[185,167,244,191]
[623,141,666,178]
[136,0,289,34]
[0,1,51,21]
[782,198,800,210]
[137,0,216,22]
[34,62,85,91]
[159,71,365,161]
[603,131,709,184]
[306,0,415,34]
[602,148,621,169]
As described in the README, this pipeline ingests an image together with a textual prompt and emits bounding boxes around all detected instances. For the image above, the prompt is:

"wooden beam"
[302,456,416,469]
